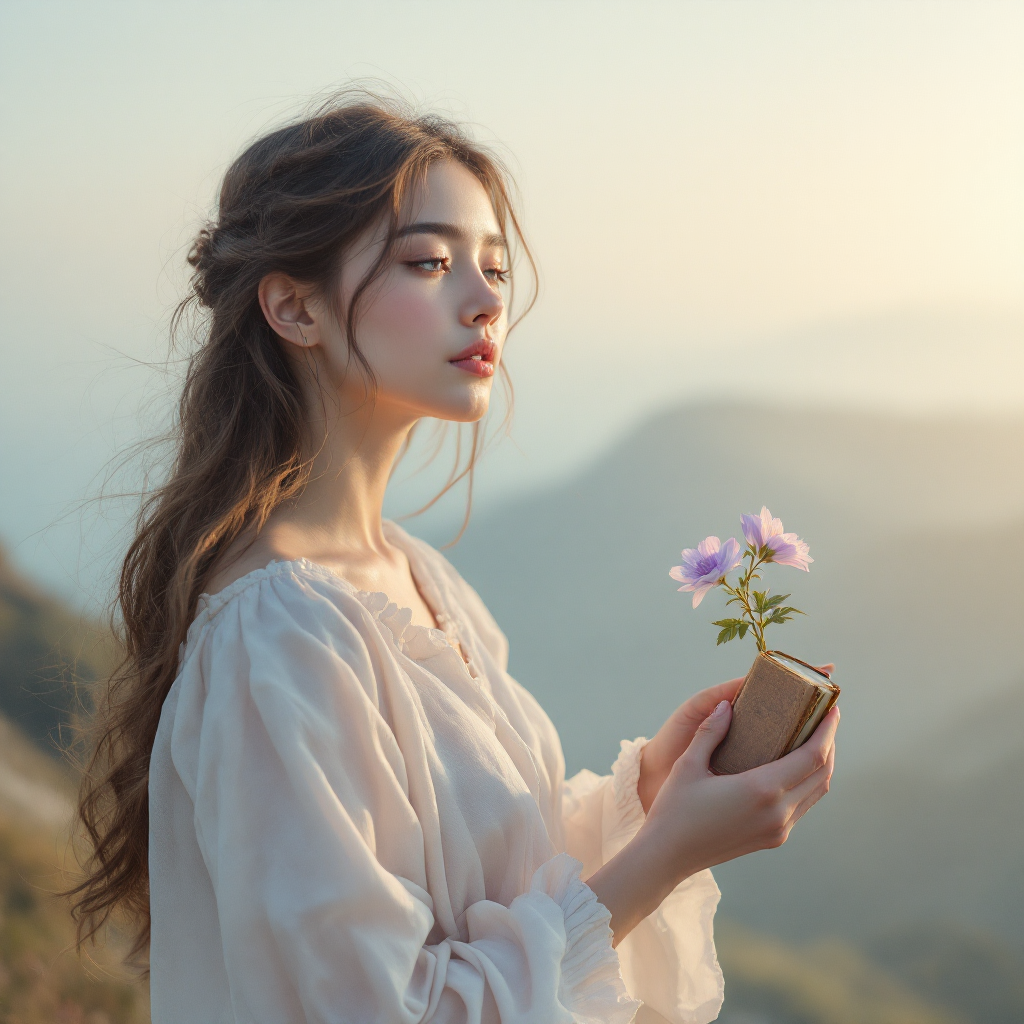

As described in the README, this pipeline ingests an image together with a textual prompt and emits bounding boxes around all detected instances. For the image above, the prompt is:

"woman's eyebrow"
[396,221,506,248]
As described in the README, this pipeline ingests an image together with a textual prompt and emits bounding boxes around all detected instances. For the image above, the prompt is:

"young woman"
[73,96,838,1024]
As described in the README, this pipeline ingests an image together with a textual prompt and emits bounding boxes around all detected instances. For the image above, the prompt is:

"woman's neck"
[205,399,418,597]
[281,399,413,556]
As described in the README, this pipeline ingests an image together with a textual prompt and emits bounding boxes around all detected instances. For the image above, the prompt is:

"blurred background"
[1,2,1023,1022]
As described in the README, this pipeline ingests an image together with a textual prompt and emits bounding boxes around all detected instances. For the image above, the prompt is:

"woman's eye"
[407,257,450,274]
[485,267,511,284]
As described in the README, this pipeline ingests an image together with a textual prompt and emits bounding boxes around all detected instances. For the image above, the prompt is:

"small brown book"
[710,651,839,775]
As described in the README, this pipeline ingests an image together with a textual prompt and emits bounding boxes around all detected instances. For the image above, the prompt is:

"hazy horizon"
[2,0,1022,599]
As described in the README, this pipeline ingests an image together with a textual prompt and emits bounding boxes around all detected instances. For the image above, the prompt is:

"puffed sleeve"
[169,576,640,1024]
[563,741,725,1024]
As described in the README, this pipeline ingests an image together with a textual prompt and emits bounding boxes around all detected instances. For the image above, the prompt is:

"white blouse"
[148,521,724,1024]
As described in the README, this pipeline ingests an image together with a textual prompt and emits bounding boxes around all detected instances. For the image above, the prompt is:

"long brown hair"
[68,92,535,958]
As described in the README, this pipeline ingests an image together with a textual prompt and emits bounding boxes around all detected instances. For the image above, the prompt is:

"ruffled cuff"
[615,869,724,1024]
[603,737,649,862]
[531,854,640,1024]
[602,740,725,1024]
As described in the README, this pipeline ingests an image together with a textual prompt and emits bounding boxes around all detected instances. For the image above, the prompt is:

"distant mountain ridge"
[430,400,1024,952]
[714,685,1024,949]
[436,402,1024,772]
[0,545,114,755]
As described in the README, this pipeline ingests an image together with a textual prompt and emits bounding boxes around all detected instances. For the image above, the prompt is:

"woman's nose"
[462,274,504,328]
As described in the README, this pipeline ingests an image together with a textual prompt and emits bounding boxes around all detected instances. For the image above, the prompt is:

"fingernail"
[713,700,730,717]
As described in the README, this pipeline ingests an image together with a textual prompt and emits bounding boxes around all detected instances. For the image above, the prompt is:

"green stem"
[727,547,771,653]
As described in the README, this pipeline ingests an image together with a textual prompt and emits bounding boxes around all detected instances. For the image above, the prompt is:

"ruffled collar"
[190,521,480,675]
[355,590,451,662]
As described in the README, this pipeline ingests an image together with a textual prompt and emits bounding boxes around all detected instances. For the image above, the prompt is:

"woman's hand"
[644,699,838,874]
[587,699,838,945]
[638,663,835,812]
[637,677,744,813]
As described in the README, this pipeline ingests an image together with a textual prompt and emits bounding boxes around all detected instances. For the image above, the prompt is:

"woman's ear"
[259,272,318,350]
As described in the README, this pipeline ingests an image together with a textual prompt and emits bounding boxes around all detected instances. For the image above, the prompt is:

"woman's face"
[314,159,510,426]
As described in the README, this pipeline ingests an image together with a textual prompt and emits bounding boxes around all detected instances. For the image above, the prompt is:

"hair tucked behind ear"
[66,91,535,960]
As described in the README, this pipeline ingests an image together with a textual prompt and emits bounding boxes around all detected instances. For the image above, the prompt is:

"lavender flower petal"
[741,506,785,549]
[766,531,813,571]
[669,535,743,607]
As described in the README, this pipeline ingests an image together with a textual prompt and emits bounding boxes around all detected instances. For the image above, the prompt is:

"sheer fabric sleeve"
[563,741,725,1024]
[170,580,640,1024]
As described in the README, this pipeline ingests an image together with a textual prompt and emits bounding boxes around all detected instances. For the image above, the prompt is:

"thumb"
[681,700,732,770]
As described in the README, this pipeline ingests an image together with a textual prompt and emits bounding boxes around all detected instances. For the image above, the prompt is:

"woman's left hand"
[637,663,835,813]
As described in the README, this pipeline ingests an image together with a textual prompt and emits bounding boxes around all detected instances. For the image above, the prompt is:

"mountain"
[430,400,1024,953]
[0,706,146,1023]
[712,680,1024,948]
[0,545,115,754]
[437,402,1024,773]
[0,551,146,1019]
[716,916,1024,1024]
[714,920,965,1024]
[865,922,1024,1024]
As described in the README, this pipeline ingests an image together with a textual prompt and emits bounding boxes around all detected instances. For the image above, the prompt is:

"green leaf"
[716,624,739,645]
[763,593,790,610]
[752,590,768,612]
[738,622,749,639]
[763,606,806,626]
[712,618,745,628]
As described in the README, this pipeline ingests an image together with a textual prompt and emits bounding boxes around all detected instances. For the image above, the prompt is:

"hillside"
[0,547,114,755]
[430,400,1024,981]
[0,706,146,1023]
[716,916,1024,1024]
[0,551,147,1021]
[713,682,1024,948]
[439,402,1024,775]
[714,921,966,1024]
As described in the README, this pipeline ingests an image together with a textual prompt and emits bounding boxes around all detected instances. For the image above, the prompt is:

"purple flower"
[670,536,743,607]
[740,506,813,571]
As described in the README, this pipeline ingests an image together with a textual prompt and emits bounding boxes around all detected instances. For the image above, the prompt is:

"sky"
[1,0,1023,602]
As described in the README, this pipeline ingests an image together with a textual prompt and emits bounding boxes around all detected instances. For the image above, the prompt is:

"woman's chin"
[427,385,494,424]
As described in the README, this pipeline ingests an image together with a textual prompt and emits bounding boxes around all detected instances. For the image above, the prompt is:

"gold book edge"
[781,684,840,755]
[768,651,840,755]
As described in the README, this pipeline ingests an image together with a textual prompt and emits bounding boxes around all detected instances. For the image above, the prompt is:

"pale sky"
[1,0,1022,599]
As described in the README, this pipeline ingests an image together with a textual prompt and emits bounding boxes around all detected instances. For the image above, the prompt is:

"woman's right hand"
[644,699,838,875]
[586,700,838,945]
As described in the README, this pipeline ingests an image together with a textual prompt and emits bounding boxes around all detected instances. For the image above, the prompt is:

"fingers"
[661,679,745,762]
[815,662,835,677]
[785,740,836,825]
[683,677,745,721]
[680,700,732,771]
[756,706,840,790]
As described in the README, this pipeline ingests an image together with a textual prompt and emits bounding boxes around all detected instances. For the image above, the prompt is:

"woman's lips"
[449,340,497,378]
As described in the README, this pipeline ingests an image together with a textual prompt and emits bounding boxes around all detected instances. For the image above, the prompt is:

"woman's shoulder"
[160,558,406,797]
[183,557,373,674]
[163,558,399,760]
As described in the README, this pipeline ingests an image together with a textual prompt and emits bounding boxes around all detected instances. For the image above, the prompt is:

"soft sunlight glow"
[1,1,1022,598]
